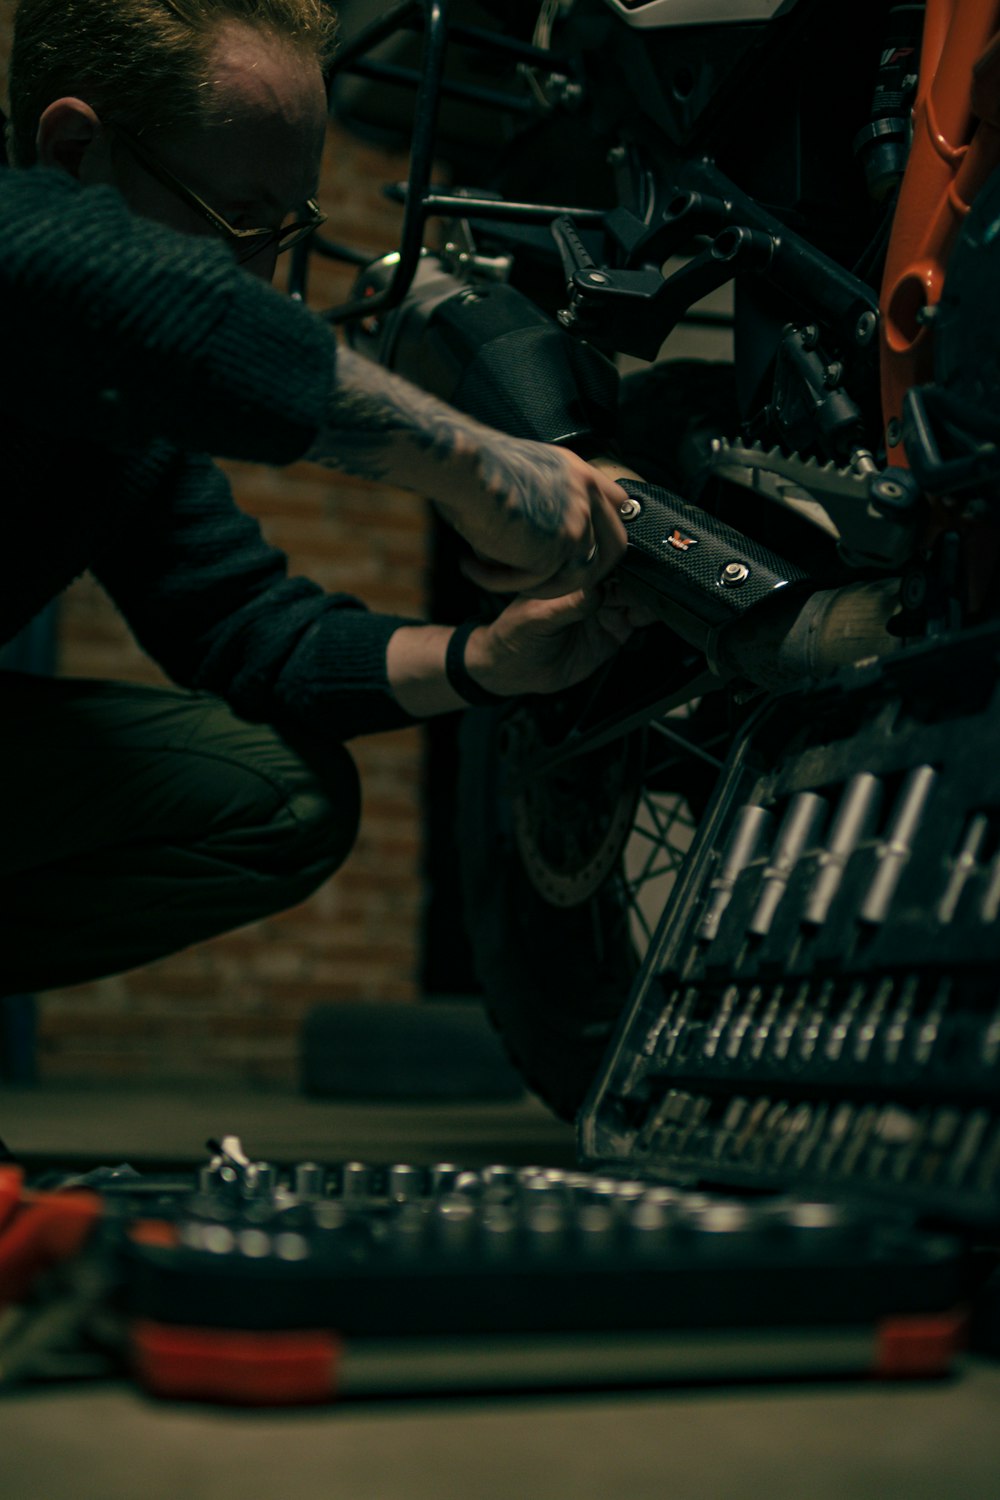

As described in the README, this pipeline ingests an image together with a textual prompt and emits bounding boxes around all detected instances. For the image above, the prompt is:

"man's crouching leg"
[0,674,361,991]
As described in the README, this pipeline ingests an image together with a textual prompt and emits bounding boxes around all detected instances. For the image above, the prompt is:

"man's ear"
[36,98,104,177]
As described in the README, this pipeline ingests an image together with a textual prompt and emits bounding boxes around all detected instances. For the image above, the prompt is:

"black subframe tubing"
[324,0,450,324]
[345,58,537,117]
[671,159,879,347]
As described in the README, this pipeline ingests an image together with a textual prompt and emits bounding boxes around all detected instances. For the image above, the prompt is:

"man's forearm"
[308,347,568,530]
[385,623,469,717]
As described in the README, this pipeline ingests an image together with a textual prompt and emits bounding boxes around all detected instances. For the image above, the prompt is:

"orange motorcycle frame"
[881,0,1000,455]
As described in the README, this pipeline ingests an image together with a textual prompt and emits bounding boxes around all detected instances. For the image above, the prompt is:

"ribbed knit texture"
[1,167,418,740]
[2,168,336,461]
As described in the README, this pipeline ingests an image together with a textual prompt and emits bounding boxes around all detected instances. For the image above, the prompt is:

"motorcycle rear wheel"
[457,655,730,1120]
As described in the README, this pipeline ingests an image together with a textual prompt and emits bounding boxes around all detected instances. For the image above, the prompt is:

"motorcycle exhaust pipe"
[709,576,903,690]
[592,462,902,689]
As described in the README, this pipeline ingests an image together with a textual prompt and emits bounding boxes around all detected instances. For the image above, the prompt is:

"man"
[0,0,634,991]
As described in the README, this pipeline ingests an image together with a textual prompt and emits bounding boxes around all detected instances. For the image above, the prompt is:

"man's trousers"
[0,672,360,991]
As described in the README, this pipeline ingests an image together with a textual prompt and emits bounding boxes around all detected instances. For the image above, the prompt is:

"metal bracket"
[704,439,916,567]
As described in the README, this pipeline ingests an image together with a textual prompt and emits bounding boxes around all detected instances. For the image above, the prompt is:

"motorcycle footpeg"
[616,480,809,633]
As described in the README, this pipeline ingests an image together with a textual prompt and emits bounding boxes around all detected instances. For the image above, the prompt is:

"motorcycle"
[302,0,1000,1118]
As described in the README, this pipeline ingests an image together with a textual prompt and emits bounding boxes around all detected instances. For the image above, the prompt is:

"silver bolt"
[388,1163,424,1201]
[480,1164,517,1192]
[340,1161,370,1199]
[586,271,609,284]
[557,81,584,108]
[720,560,750,587]
[237,1229,272,1259]
[619,497,642,521]
[430,1162,460,1193]
[245,1161,276,1198]
[293,1161,325,1200]
[855,310,878,345]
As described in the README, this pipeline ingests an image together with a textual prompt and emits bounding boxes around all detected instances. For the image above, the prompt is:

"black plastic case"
[579,623,1000,1234]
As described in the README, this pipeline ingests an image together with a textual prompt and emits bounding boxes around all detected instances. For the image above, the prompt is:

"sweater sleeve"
[93,446,421,741]
[0,166,336,465]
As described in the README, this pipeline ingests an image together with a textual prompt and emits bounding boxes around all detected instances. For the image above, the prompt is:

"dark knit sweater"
[1,166,418,740]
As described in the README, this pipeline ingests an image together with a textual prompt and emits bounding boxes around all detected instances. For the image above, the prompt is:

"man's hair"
[8,0,339,166]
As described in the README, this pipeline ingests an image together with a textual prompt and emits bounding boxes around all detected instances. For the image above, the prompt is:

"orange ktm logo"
[666,529,698,552]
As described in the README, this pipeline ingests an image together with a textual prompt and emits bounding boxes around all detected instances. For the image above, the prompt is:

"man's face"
[44,21,329,282]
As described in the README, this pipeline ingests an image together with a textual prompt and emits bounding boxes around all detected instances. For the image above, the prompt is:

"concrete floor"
[2,1083,999,1499]
[1,1081,579,1169]
[4,1366,1000,1500]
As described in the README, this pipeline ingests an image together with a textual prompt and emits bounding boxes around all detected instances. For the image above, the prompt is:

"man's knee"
[270,740,362,890]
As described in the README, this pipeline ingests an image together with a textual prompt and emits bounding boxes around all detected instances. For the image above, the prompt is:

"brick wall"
[1,3,433,1082]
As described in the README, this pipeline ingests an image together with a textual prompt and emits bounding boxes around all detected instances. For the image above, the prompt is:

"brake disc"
[503,709,643,909]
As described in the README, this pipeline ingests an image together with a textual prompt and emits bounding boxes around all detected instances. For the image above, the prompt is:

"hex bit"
[860,765,937,925]
[804,772,882,927]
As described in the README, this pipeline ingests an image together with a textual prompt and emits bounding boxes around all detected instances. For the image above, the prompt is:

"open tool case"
[4,629,998,1404]
[576,622,1000,1359]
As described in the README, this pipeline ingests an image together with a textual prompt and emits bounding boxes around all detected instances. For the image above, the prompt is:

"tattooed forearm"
[475,442,567,537]
[309,348,480,471]
[308,349,568,537]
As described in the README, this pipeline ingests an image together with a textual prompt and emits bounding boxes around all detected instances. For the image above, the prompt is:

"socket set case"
[111,1153,964,1401]
[580,623,1000,1240]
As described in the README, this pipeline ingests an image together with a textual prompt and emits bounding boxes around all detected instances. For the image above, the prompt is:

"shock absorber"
[853,3,925,202]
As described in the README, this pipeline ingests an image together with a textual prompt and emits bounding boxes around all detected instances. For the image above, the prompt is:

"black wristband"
[445,621,506,708]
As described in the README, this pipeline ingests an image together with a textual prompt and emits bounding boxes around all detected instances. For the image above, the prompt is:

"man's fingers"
[460,543,596,598]
[596,602,637,645]
[539,586,601,624]
[561,474,629,582]
[589,478,629,569]
[454,452,631,596]
[460,554,551,594]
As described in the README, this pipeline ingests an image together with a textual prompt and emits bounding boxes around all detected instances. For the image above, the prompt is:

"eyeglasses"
[111,123,327,264]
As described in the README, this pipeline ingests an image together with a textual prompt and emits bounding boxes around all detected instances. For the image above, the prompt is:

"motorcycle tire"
[457,680,728,1121]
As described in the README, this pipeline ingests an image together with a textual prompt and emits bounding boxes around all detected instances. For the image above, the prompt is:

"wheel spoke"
[620,780,701,957]
[629,858,687,888]
[642,789,691,845]
[648,717,725,769]
[625,895,655,945]
[639,792,670,842]
[632,820,665,885]
[629,823,669,846]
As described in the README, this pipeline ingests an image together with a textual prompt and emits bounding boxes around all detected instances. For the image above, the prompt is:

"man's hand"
[384,578,659,716]
[461,582,649,698]
[434,442,629,598]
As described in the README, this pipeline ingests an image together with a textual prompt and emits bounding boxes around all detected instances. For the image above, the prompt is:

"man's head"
[8,0,337,278]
